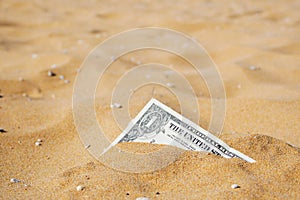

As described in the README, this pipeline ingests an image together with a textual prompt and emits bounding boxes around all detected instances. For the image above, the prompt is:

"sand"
[1,0,300,199]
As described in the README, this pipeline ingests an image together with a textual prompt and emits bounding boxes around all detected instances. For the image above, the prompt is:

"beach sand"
[0,0,300,199]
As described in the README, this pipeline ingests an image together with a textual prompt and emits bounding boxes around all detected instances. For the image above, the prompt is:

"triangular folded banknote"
[103,98,255,163]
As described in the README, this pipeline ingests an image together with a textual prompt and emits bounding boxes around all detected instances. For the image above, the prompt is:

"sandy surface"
[1,0,300,199]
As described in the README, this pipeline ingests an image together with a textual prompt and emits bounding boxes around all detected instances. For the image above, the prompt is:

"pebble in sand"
[76,185,84,191]
[249,65,260,71]
[35,139,43,146]
[110,103,122,109]
[47,70,56,77]
[0,128,6,133]
[10,178,21,183]
[59,75,65,80]
[31,53,38,59]
[231,184,240,189]
[166,82,175,88]
[136,197,150,200]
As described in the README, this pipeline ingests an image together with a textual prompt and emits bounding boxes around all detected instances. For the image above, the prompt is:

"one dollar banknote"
[104,98,255,163]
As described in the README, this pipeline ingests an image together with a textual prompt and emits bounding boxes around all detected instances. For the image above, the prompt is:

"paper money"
[104,98,255,163]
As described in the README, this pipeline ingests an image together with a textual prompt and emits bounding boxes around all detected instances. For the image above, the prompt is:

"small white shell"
[231,184,240,189]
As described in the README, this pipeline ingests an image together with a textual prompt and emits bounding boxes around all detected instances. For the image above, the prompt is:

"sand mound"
[3,131,299,199]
